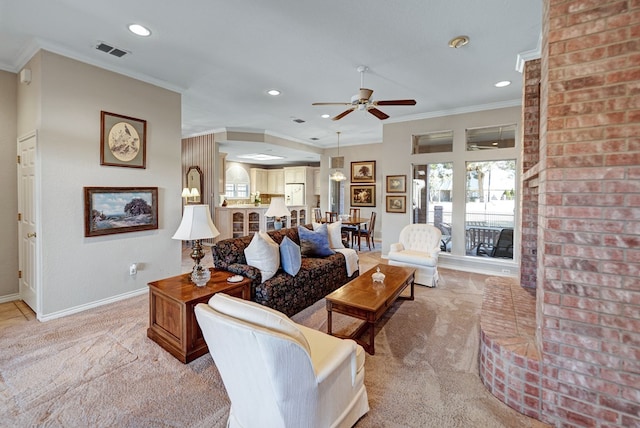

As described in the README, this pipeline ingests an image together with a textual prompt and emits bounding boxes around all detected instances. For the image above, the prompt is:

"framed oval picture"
[100,111,147,168]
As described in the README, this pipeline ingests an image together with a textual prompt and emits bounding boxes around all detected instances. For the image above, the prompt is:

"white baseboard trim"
[0,293,20,304]
[38,288,149,322]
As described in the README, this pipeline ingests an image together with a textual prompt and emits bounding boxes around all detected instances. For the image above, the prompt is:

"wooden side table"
[147,268,251,363]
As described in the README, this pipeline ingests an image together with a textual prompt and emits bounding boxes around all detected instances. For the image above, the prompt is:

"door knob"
[27,232,37,238]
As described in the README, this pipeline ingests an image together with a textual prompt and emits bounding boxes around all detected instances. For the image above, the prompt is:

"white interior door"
[18,132,39,314]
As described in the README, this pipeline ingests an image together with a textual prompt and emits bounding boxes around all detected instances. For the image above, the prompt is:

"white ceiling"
[0,0,542,165]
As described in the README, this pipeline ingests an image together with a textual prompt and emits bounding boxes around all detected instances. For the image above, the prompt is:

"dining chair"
[313,208,323,223]
[325,211,338,222]
[353,212,376,250]
[342,208,361,248]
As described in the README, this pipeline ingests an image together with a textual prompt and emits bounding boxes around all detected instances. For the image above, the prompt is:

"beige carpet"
[0,262,547,427]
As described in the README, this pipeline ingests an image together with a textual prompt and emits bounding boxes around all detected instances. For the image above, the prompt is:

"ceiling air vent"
[95,42,130,58]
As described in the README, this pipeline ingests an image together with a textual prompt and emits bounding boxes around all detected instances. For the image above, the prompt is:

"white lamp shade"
[181,188,191,197]
[172,204,220,240]
[265,196,291,218]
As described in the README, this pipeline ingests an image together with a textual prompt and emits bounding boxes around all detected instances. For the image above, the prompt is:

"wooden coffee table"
[325,264,415,355]
[147,268,251,363]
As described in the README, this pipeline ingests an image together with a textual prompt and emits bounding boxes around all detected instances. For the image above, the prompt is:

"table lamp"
[172,204,219,286]
[265,196,291,230]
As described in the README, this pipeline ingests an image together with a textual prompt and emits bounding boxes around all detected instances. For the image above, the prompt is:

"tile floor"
[0,299,36,328]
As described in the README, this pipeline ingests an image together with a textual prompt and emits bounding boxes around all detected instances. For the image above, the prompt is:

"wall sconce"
[181,187,200,204]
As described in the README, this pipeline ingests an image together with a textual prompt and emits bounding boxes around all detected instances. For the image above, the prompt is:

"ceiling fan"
[312,66,416,121]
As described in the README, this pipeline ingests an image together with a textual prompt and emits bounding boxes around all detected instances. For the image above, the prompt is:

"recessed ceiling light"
[267,89,281,96]
[128,24,151,37]
[494,80,511,88]
[321,114,330,119]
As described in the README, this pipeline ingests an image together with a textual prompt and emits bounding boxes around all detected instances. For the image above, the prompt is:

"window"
[465,160,516,257]
[225,164,250,198]
[412,162,453,252]
[466,124,516,151]
[412,130,453,154]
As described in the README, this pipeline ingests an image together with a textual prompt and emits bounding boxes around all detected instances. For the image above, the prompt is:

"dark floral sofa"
[211,225,358,317]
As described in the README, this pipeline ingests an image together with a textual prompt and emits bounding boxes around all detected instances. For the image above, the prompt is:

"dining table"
[322,216,368,250]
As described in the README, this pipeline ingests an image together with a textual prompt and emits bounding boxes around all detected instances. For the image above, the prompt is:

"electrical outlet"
[129,263,137,276]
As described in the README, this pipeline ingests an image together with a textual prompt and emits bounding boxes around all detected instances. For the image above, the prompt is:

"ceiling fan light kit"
[312,65,416,121]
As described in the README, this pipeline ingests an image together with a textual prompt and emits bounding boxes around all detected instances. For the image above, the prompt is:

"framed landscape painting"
[351,184,376,207]
[84,187,158,237]
[100,111,147,168]
[386,175,406,193]
[386,195,406,213]
[351,160,376,183]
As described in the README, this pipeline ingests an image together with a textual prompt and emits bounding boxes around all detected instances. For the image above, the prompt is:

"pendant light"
[330,131,346,181]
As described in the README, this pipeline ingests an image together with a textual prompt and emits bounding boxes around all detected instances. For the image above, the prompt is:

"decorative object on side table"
[265,196,291,230]
[172,204,219,286]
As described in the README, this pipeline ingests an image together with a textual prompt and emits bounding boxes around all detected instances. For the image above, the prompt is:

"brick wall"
[521,59,541,289]
[538,0,640,426]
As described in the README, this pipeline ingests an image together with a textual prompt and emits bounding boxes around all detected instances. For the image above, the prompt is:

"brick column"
[538,0,640,426]
[521,59,541,289]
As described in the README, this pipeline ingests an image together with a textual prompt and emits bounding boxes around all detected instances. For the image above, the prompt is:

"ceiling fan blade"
[375,99,417,106]
[332,109,355,121]
[368,108,389,120]
[312,102,351,106]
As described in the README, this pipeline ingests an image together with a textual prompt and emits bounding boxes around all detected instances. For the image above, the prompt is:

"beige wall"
[13,51,183,319]
[0,70,18,300]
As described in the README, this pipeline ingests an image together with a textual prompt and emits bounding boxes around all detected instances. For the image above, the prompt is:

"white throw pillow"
[244,231,280,282]
[313,220,345,249]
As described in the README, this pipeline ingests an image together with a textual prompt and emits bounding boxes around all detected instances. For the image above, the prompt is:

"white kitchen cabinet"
[313,168,320,195]
[284,167,306,184]
[250,168,268,194]
[267,169,284,194]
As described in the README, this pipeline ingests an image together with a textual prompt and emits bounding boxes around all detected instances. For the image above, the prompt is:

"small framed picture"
[386,175,406,193]
[350,184,376,207]
[100,111,147,168]
[386,195,406,213]
[351,160,376,183]
[84,187,158,237]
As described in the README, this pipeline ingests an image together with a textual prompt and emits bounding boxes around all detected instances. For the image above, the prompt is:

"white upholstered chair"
[387,224,442,287]
[194,293,369,428]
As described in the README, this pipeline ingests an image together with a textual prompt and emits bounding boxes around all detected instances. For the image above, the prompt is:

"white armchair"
[387,224,442,287]
[194,293,369,428]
